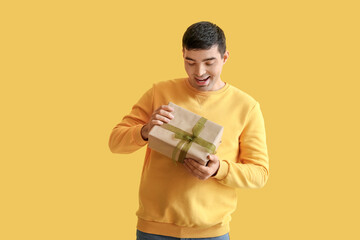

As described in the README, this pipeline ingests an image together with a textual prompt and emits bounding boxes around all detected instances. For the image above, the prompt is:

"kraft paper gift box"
[148,102,223,166]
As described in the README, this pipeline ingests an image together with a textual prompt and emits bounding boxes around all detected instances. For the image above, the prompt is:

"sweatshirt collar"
[183,77,230,95]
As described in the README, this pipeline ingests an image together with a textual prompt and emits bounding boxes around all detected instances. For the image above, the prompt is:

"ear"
[222,51,229,63]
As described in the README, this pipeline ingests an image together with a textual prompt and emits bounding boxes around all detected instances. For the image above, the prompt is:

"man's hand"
[183,154,220,180]
[141,105,174,140]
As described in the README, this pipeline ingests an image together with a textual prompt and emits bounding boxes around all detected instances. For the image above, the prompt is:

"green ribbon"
[160,117,216,164]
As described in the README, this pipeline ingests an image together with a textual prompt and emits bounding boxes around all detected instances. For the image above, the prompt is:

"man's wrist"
[141,125,148,141]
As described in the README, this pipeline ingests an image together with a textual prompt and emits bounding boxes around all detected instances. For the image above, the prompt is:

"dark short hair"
[182,21,226,57]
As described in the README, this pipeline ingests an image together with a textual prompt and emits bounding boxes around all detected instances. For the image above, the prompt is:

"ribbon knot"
[185,135,194,142]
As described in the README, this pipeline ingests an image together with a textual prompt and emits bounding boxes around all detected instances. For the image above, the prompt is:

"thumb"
[207,154,217,161]
[206,154,218,166]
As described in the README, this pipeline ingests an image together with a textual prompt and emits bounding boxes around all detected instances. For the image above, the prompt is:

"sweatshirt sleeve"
[108,86,154,154]
[213,102,270,189]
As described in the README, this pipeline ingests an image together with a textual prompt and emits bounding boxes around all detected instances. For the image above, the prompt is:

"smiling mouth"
[195,76,210,86]
[195,76,210,81]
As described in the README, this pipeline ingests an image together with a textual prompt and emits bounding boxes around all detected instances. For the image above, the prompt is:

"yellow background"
[1,0,359,239]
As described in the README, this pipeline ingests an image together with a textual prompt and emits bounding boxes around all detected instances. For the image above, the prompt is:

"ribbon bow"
[161,117,216,164]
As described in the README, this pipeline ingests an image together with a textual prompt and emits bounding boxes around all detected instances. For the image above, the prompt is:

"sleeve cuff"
[133,125,148,146]
[212,160,229,180]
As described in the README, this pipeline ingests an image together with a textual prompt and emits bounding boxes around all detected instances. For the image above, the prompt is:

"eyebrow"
[185,57,216,62]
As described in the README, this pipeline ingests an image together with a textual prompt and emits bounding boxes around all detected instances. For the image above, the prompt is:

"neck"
[212,80,225,91]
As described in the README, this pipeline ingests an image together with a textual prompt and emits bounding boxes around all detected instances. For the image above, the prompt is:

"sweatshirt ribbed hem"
[133,124,148,146]
[213,160,230,180]
[136,217,229,238]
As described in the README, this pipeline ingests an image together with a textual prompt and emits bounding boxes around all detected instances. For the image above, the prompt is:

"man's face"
[183,45,229,91]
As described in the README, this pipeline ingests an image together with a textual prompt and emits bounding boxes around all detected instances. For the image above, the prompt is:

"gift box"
[148,102,223,166]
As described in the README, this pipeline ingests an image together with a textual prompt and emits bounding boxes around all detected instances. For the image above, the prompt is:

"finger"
[186,159,208,173]
[185,161,209,180]
[160,105,174,112]
[185,159,208,177]
[183,161,193,174]
[206,155,219,171]
[184,161,204,179]
[206,155,215,166]
[154,114,171,123]
[151,119,164,126]
[159,109,174,119]
[207,154,219,165]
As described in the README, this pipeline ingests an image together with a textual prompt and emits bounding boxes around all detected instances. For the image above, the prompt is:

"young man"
[109,21,269,240]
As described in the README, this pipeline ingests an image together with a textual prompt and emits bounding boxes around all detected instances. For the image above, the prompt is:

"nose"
[194,64,206,77]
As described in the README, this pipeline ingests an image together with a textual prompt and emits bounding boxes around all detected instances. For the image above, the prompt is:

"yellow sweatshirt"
[109,78,269,238]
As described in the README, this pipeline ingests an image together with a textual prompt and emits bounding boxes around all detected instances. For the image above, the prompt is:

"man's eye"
[187,62,195,66]
[206,62,214,66]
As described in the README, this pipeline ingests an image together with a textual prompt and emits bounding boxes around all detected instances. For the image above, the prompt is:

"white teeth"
[196,76,209,81]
